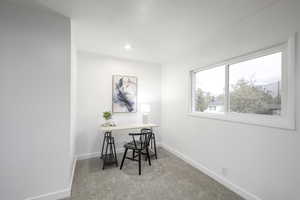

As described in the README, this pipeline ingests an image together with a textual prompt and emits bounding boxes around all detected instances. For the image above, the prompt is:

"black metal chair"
[120,128,152,175]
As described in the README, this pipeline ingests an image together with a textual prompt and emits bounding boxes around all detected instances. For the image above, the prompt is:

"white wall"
[161,0,300,200]
[0,1,72,200]
[70,20,77,176]
[76,51,161,157]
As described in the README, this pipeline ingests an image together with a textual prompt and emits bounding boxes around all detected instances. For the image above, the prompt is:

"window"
[190,37,295,130]
[229,53,282,116]
[193,66,225,113]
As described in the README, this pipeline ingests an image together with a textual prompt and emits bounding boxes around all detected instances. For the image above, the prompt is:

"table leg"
[102,131,118,170]
[100,132,107,159]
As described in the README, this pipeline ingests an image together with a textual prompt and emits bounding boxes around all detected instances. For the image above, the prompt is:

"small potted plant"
[103,111,112,121]
[102,111,115,127]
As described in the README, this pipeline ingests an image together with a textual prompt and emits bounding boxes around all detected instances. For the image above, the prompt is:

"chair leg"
[120,148,128,170]
[146,147,151,166]
[132,150,135,159]
[138,150,141,175]
[153,135,157,159]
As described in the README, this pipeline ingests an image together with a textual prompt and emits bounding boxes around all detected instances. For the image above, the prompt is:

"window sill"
[187,112,295,130]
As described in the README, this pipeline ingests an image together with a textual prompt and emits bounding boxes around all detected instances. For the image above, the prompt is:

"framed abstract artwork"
[112,75,137,113]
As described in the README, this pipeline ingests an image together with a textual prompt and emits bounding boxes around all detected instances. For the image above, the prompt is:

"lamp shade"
[141,104,151,113]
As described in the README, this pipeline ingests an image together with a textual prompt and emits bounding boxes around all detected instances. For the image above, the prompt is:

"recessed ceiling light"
[124,44,132,51]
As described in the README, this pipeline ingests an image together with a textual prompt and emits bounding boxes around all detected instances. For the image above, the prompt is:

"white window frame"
[188,35,296,130]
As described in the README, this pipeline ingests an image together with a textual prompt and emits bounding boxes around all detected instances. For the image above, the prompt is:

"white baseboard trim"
[69,156,77,190]
[24,188,70,200]
[25,156,77,200]
[76,140,162,161]
[76,148,123,160]
[76,151,101,160]
[160,143,262,200]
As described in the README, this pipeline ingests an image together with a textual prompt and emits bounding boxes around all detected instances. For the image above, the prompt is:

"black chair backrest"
[129,128,152,149]
[141,128,152,147]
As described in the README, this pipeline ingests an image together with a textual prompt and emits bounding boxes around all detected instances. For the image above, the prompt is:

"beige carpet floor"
[62,147,244,200]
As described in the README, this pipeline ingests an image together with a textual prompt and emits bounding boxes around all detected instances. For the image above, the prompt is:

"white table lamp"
[141,104,151,124]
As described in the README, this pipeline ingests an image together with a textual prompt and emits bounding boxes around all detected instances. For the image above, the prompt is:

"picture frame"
[112,75,138,113]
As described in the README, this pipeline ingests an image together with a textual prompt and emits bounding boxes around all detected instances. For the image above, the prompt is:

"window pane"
[229,52,282,115]
[194,66,225,113]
